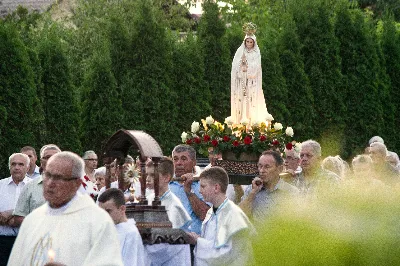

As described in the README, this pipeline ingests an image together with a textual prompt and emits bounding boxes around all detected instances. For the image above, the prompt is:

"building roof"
[0,0,54,17]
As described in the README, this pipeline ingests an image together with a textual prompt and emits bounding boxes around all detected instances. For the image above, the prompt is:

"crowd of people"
[0,135,399,266]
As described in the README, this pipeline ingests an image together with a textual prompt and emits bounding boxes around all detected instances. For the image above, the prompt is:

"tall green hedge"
[0,22,37,177]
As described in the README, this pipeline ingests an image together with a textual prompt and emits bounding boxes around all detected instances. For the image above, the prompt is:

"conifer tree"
[290,0,345,155]
[198,0,231,121]
[122,0,178,153]
[380,16,400,151]
[335,6,384,158]
[0,22,37,177]
[36,24,81,152]
[277,16,315,141]
[172,33,211,133]
[260,38,289,124]
[81,43,123,155]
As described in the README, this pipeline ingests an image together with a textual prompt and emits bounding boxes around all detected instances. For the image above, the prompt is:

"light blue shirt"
[169,181,205,235]
[27,165,41,180]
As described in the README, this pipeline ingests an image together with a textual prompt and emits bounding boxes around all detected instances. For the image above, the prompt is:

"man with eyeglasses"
[82,150,98,183]
[239,150,298,223]
[10,144,61,228]
[8,151,123,266]
[0,153,30,265]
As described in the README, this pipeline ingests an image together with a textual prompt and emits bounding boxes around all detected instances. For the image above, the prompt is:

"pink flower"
[194,137,201,144]
[260,135,267,142]
[272,140,280,146]
[223,136,231,142]
[203,135,211,142]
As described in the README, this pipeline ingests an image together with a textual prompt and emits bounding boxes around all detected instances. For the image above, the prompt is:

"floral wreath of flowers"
[181,114,294,159]
[243,22,257,36]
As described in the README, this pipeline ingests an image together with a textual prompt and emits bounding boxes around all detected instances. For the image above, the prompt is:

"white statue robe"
[194,198,255,266]
[8,192,123,266]
[231,35,267,125]
[116,219,146,266]
[145,190,191,266]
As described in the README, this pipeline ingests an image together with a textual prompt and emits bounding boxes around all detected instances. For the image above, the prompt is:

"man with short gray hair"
[8,151,123,266]
[0,153,30,265]
[11,144,61,227]
[297,140,340,194]
[369,142,399,185]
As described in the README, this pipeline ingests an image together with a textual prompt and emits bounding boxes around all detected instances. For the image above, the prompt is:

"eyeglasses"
[43,172,80,182]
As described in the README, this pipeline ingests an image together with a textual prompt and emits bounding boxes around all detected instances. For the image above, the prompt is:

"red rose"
[260,135,267,142]
[211,139,218,147]
[186,139,193,145]
[272,140,280,146]
[203,135,211,142]
[223,135,231,142]
[286,142,293,150]
[233,140,240,147]
[244,136,252,145]
[194,137,201,144]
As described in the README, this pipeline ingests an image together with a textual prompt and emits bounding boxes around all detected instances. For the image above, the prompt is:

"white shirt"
[116,219,145,266]
[0,176,31,235]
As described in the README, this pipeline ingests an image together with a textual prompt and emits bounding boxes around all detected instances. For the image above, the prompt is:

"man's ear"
[120,205,126,212]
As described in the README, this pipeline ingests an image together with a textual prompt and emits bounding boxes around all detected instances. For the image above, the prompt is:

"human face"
[10,154,29,182]
[245,38,254,50]
[258,155,282,184]
[95,174,106,190]
[300,146,320,172]
[284,152,300,171]
[43,158,81,208]
[369,146,386,164]
[84,154,98,170]
[200,179,217,204]
[99,199,125,225]
[172,151,196,177]
[40,149,59,172]
[22,150,37,172]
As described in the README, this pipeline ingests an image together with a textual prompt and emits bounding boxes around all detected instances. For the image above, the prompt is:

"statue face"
[245,38,254,49]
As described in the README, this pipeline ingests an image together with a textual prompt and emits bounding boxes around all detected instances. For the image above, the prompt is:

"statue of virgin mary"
[231,23,268,125]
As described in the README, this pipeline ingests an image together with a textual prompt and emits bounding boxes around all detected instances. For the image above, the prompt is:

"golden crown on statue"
[242,22,257,36]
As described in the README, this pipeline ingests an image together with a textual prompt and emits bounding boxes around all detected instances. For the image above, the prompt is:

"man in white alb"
[8,151,123,266]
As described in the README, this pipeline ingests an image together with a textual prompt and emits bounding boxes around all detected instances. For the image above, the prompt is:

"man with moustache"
[169,144,209,235]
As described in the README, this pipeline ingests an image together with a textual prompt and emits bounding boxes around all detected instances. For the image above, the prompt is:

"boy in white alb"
[145,158,192,265]
[98,188,145,266]
[186,166,255,266]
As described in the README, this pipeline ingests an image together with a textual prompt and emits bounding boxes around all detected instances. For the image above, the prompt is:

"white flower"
[274,123,283,131]
[252,119,261,127]
[181,132,188,142]
[206,115,214,125]
[294,142,302,152]
[224,116,234,125]
[191,121,200,133]
[240,117,249,125]
[285,126,294,137]
[265,112,274,121]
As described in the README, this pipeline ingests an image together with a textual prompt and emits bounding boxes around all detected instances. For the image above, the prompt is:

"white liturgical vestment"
[8,192,123,266]
[116,219,146,266]
[145,190,191,266]
[194,198,255,266]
